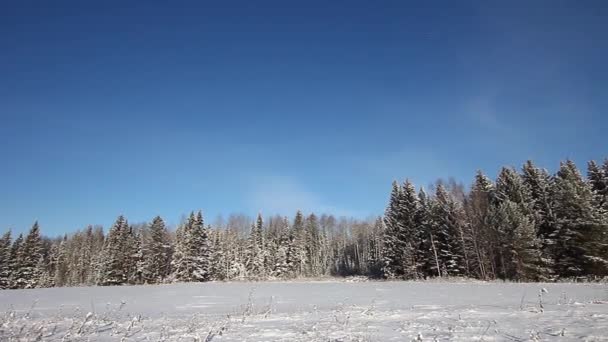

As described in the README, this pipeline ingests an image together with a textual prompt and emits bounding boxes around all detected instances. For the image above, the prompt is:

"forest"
[1,158,607,289]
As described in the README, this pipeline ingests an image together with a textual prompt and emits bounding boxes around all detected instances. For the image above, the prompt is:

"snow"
[1,280,607,341]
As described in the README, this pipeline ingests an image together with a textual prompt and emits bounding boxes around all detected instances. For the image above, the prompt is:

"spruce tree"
[125,226,143,284]
[305,213,322,276]
[246,214,265,278]
[417,188,439,278]
[495,167,533,214]
[173,211,211,282]
[274,217,291,278]
[588,160,608,212]
[493,167,543,279]
[53,237,69,287]
[552,160,608,277]
[431,184,467,277]
[521,160,557,278]
[382,181,403,279]
[290,211,307,277]
[142,216,171,283]
[97,216,129,285]
[0,231,11,289]
[209,229,224,280]
[382,180,421,279]
[399,180,422,279]
[465,171,495,279]
[77,226,94,285]
[10,234,24,288]
[21,222,44,288]
[492,200,543,280]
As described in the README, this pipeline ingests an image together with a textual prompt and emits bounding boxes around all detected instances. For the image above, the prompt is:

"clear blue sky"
[1,1,607,235]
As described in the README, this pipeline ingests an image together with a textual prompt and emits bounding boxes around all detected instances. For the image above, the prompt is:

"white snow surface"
[1,280,607,341]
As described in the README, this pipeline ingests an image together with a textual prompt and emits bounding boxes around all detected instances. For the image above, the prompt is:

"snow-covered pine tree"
[53,235,68,287]
[20,222,44,288]
[492,200,543,280]
[198,216,212,282]
[97,215,129,286]
[173,211,211,282]
[382,180,420,279]
[142,216,171,283]
[273,217,291,278]
[9,234,24,288]
[171,221,186,281]
[431,184,467,277]
[552,160,608,277]
[588,160,608,212]
[246,214,265,278]
[35,254,52,288]
[398,180,422,279]
[417,188,440,278]
[521,160,557,277]
[0,230,11,289]
[88,226,105,285]
[493,167,544,279]
[209,228,225,280]
[76,226,94,285]
[464,171,495,279]
[495,167,533,214]
[125,225,143,284]
[382,181,402,279]
[290,211,307,277]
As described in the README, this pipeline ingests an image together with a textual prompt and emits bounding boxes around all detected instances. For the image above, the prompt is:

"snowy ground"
[1,280,607,341]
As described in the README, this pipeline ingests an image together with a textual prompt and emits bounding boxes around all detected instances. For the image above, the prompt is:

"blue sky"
[1,1,607,235]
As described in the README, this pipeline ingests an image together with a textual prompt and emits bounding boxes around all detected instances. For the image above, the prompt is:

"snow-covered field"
[1,280,607,341]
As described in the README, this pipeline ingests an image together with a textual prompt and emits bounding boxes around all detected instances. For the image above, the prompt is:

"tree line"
[0,158,607,289]
[383,159,608,281]
[0,211,383,289]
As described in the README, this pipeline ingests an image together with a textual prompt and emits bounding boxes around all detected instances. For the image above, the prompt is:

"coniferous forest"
[1,158,607,289]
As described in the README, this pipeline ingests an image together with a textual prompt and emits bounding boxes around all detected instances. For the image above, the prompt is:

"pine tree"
[552,160,608,277]
[0,231,12,289]
[173,211,210,282]
[290,211,307,277]
[417,188,439,278]
[20,222,44,288]
[124,226,143,284]
[53,237,69,287]
[495,167,533,214]
[246,214,265,278]
[382,181,402,279]
[9,234,24,288]
[431,184,467,277]
[77,226,94,285]
[464,171,495,279]
[142,216,171,283]
[521,160,557,275]
[88,226,106,284]
[209,229,224,280]
[97,216,129,285]
[399,180,422,279]
[35,254,52,288]
[588,160,608,212]
[492,200,543,280]
[493,167,543,279]
[273,217,291,278]
[382,180,421,279]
